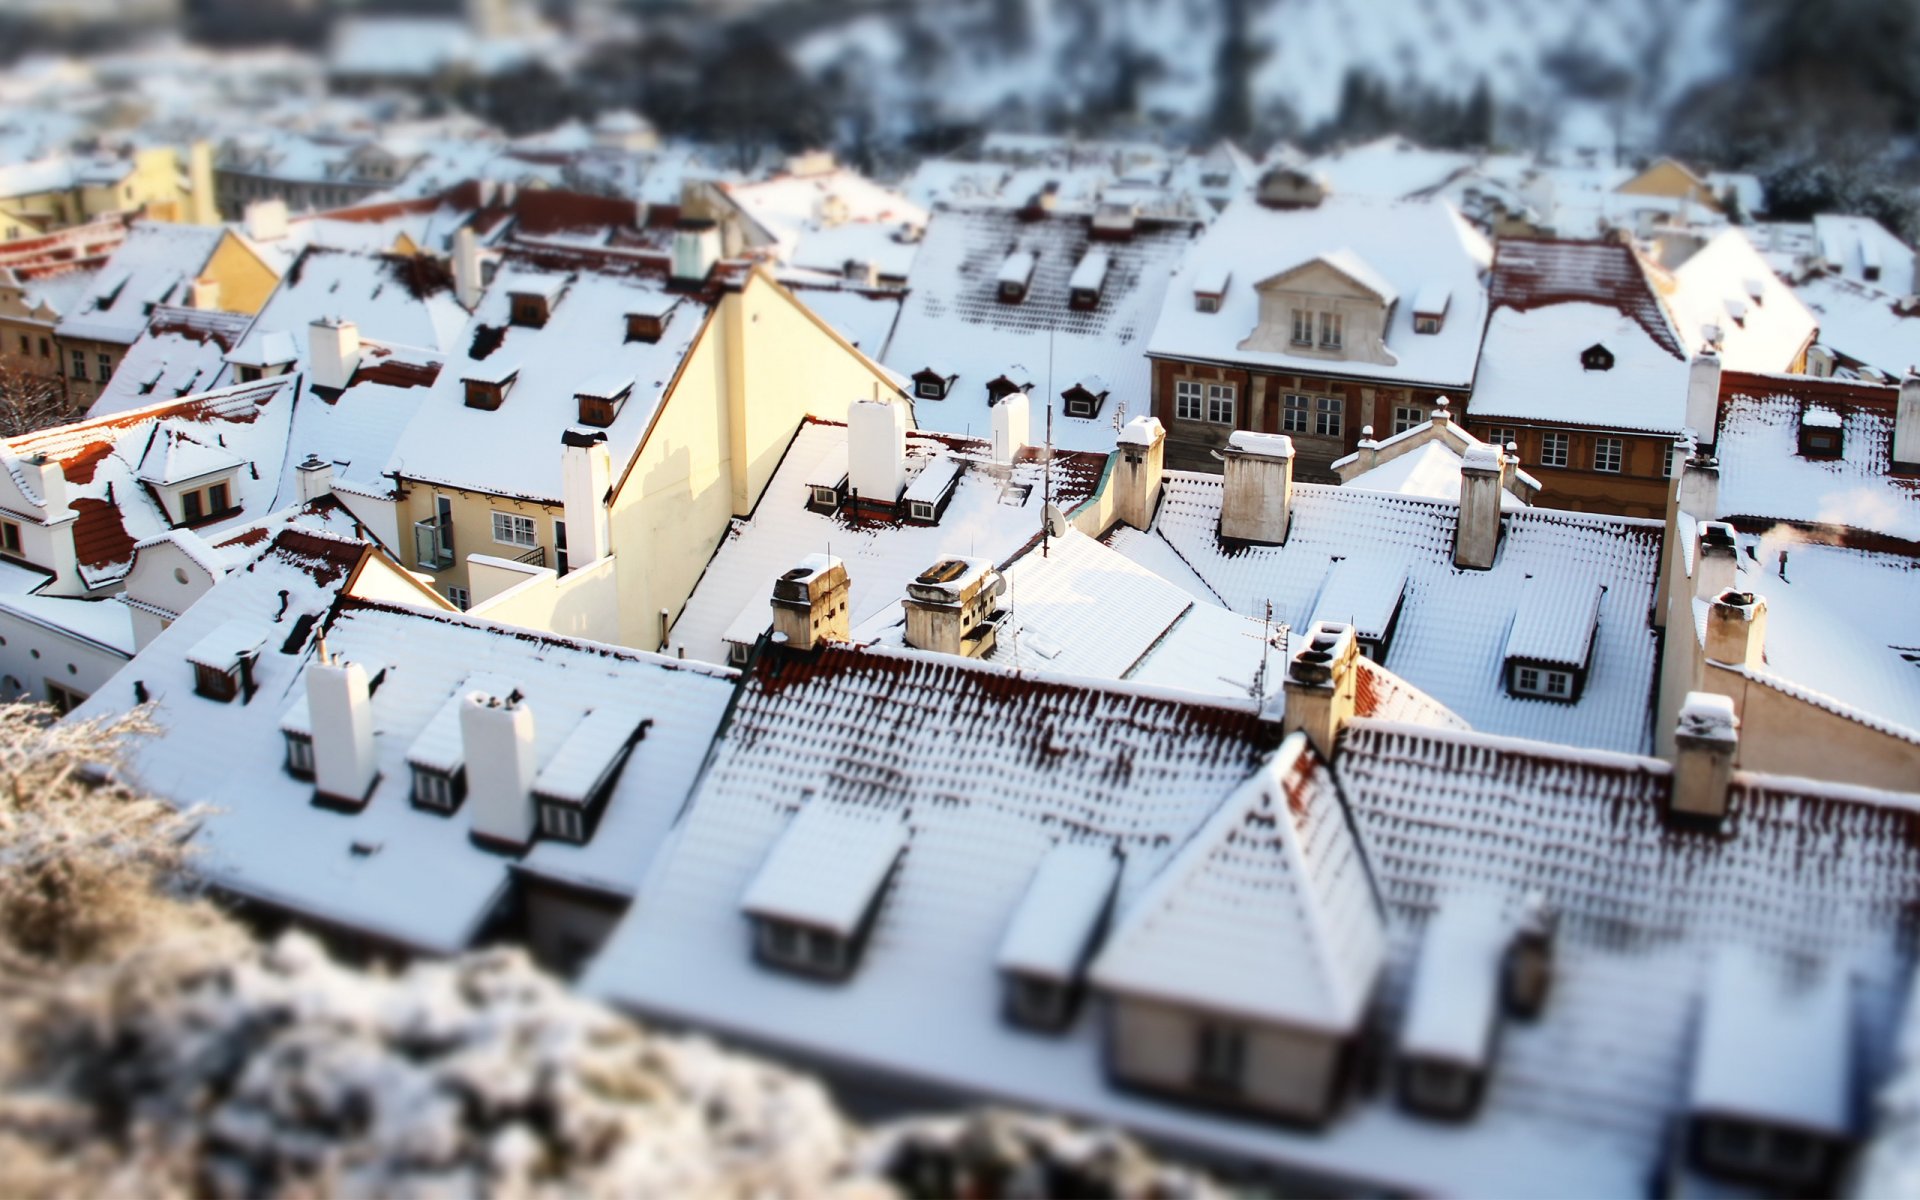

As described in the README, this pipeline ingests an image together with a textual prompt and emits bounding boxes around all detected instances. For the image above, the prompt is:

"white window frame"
[1414,314,1441,335]
[1282,393,1310,433]
[1593,437,1623,473]
[1392,405,1425,435]
[45,680,87,715]
[810,485,838,508]
[1205,383,1236,425]
[1290,309,1313,346]
[447,585,470,611]
[1174,379,1204,422]
[540,803,584,842]
[915,378,945,400]
[1540,432,1569,468]
[909,500,936,522]
[491,510,538,548]
[1316,395,1343,437]
[1195,292,1220,314]
[1513,665,1575,698]
[1319,311,1344,349]
[413,766,458,810]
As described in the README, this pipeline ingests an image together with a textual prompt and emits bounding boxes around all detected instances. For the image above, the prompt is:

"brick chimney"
[1113,416,1165,530]
[463,691,538,851]
[1219,431,1295,544]
[1671,691,1738,820]
[770,554,849,652]
[1282,621,1359,759]
[1453,443,1507,570]
[1685,348,1723,449]
[1694,521,1738,601]
[904,557,1004,658]
[991,390,1029,465]
[561,428,612,568]
[307,645,377,808]
[847,398,907,512]
[308,317,361,391]
[1896,369,1920,471]
[1704,589,1767,669]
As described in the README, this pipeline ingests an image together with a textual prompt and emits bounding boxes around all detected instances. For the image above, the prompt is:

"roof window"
[1580,343,1615,371]
[1798,406,1844,459]
[1067,250,1110,311]
[996,249,1036,304]
[463,363,519,411]
[741,801,907,981]
[187,620,268,704]
[575,373,635,428]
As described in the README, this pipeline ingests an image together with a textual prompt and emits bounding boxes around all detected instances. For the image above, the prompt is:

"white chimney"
[462,691,538,850]
[1694,521,1738,601]
[847,398,907,510]
[1677,451,1720,522]
[308,317,361,391]
[904,557,1004,658]
[1114,416,1165,531]
[1896,369,1920,471]
[307,652,377,807]
[771,554,850,652]
[1685,348,1723,448]
[1219,431,1295,544]
[243,198,288,243]
[19,452,71,522]
[1282,621,1360,759]
[189,276,222,311]
[294,454,333,504]
[453,225,484,309]
[1671,691,1738,820]
[672,219,722,284]
[1704,589,1767,669]
[1453,442,1507,570]
[561,429,612,567]
[991,391,1030,464]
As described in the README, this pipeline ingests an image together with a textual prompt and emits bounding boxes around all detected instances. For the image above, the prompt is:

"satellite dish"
[1044,502,1069,538]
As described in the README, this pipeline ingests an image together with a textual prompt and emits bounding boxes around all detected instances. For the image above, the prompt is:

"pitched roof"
[1487,238,1683,357]
[53,221,224,346]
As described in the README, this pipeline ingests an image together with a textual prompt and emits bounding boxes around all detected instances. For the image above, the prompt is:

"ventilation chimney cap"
[1224,430,1295,460]
[1676,692,1738,743]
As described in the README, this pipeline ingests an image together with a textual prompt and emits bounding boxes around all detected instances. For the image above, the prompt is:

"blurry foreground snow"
[0,705,1219,1198]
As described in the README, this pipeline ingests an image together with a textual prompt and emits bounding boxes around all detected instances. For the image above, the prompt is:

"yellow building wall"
[202,230,283,315]
[1617,158,1718,209]
[607,270,908,649]
[394,481,564,606]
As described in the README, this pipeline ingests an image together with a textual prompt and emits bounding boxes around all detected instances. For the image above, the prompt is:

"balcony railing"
[512,545,546,568]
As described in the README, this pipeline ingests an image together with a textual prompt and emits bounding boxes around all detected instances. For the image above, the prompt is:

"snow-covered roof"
[1399,891,1508,1065]
[53,221,223,346]
[1471,303,1691,435]
[137,426,246,487]
[1666,230,1817,370]
[1308,557,1406,643]
[1339,439,1532,508]
[1793,275,1920,381]
[883,206,1203,454]
[1691,946,1853,1134]
[1487,237,1683,356]
[223,327,298,369]
[995,841,1121,981]
[1107,473,1662,752]
[740,801,908,935]
[1090,736,1385,1032]
[1147,196,1490,390]
[1305,136,1477,201]
[184,617,269,670]
[532,702,648,806]
[783,285,900,355]
[384,254,709,503]
[70,529,736,952]
[86,308,247,418]
[1812,213,1916,289]
[1503,573,1603,667]
[1713,377,1920,542]
[666,418,1106,666]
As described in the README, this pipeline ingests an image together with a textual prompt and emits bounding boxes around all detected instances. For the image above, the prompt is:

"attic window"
[808,483,842,513]
[741,802,907,982]
[1195,292,1222,314]
[283,731,314,778]
[1068,250,1110,310]
[985,375,1029,404]
[509,292,550,328]
[464,368,518,411]
[187,621,267,704]
[1504,577,1602,703]
[1062,382,1110,419]
[912,368,955,401]
[1799,407,1844,458]
[626,312,664,343]
[1580,343,1615,371]
[530,705,647,848]
[1193,267,1229,314]
[412,765,464,813]
[576,375,635,428]
[1413,284,1450,334]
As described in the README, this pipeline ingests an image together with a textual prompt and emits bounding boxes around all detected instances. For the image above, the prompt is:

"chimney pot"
[1453,443,1507,570]
[847,398,907,514]
[903,556,1002,657]
[1281,621,1359,757]
[1685,348,1723,449]
[1694,521,1739,601]
[1705,588,1767,669]
[560,428,612,568]
[770,554,850,652]
[672,218,722,284]
[991,390,1030,464]
[308,317,361,391]
[1114,416,1165,531]
[1671,691,1739,820]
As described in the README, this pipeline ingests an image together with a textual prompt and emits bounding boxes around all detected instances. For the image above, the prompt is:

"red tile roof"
[1489,237,1684,358]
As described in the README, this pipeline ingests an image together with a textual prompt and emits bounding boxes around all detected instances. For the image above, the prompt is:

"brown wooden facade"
[1459,418,1676,519]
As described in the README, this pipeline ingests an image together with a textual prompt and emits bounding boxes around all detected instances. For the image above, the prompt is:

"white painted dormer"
[137,426,244,528]
[1238,250,1398,367]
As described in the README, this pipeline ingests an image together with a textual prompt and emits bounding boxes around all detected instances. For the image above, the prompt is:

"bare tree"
[0,360,76,439]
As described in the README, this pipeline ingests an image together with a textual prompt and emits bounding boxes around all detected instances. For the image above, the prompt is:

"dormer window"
[1061,379,1110,419]
[412,765,464,812]
[741,802,907,982]
[985,374,1029,404]
[997,843,1118,1034]
[807,481,843,513]
[1580,343,1615,371]
[187,621,267,704]
[996,250,1036,304]
[576,375,635,428]
[626,312,664,342]
[1413,284,1450,335]
[283,731,314,777]
[1504,577,1602,703]
[1798,407,1844,458]
[463,366,518,411]
[1193,267,1229,313]
[530,705,646,848]
[1068,250,1110,311]
[509,293,549,328]
[912,367,956,401]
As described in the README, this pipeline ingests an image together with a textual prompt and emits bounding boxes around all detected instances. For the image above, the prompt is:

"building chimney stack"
[847,398,907,513]
[1705,589,1767,669]
[243,198,288,243]
[770,554,849,652]
[453,225,484,309]
[1895,369,1920,470]
[991,390,1030,465]
[560,429,612,568]
[189,276,221,311]
[1685,348,1723,449]
[294,454,333,504]
[1453,443,1507,570]
[19,452,71,521]
[672,218,722,284]
[1282,621,1360,759]
[904,557,1004,658]
[307,652,377,808]
[1219,431,1296,544]
[308,317,361,391]
[1694,521,1739,601]
[1671,691,1739,820]
[1114,416,1166,531]
[462,691,538,850]
[1677,450,1720,522]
